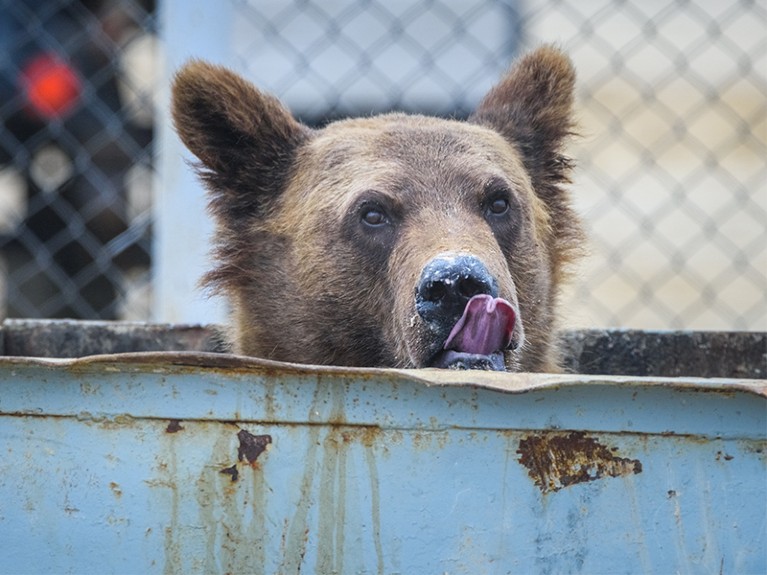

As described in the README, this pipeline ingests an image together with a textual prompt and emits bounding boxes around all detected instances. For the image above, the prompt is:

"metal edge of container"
[2,350,765,397]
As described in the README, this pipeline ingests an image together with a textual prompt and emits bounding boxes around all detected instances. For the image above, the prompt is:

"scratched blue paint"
[0,354,764,574]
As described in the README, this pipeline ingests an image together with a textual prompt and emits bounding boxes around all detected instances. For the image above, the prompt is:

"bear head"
[172,46,583,371]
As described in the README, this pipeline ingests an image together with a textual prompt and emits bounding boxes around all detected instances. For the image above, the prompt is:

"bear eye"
[361,205,389,228]
[363,209,386,226]
[488,197,509,216]
[483,179,513,220]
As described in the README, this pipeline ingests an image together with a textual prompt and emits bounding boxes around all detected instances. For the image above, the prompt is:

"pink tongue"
[443,294,516,355]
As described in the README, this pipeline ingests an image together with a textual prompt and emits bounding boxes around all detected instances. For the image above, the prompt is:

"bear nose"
[415,255,499,324]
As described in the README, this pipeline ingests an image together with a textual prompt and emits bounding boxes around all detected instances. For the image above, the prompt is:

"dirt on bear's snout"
[171,45,584,372]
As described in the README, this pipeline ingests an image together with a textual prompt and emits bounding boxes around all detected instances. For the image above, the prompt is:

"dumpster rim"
[0,351,764,397]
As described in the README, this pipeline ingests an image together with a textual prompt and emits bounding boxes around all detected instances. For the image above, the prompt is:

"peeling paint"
[237,429,272,466]
[165,419,184,433]
[517,431,642,493]
[219,464,239,482]
[715,451,734,462]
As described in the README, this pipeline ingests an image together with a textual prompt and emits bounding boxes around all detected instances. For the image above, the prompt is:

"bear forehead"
[305,113,525,176]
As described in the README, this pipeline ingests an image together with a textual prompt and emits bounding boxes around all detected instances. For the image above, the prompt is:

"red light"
[21,53,82,119]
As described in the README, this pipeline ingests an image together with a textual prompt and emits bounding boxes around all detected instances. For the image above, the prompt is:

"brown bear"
[171,46,583,372]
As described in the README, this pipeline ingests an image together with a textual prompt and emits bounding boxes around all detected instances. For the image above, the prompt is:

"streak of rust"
[517,431,642,493]
[237,429,272,466]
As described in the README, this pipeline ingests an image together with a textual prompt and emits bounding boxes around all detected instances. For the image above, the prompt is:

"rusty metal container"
[0,320,765,574]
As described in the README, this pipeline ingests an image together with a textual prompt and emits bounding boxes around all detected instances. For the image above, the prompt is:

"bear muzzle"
[414,255,525,371]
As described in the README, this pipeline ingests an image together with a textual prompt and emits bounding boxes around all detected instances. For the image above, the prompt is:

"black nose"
[415,255,498,324]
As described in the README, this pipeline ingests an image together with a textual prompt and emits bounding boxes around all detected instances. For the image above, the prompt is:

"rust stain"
[340,426,381,448]
[517,431,642,493]
[237,429,272,467]
[165,419,184,433]
[109,481,122,498]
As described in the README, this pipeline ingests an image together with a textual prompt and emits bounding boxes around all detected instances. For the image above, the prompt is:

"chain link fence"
[540,0,767,331]
[2,0,765,331]
[0,0,156,319]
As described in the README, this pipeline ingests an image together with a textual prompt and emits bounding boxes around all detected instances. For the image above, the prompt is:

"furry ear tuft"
[470,45,576,201]
[171,60,310,220]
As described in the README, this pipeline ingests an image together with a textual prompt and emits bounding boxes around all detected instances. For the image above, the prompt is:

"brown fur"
[172,46,584,371]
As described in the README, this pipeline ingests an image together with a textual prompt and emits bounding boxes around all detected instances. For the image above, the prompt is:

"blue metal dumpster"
[0,322,765,574]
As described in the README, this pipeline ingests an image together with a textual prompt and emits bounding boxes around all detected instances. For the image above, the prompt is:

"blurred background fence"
[0,0,156,319]
[0,0,764,331]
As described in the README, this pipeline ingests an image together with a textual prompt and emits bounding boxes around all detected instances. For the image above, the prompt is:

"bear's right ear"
[171,61,310,217]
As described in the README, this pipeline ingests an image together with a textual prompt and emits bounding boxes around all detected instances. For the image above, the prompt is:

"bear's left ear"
[470,46,576,205]
[172,60,311,218]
